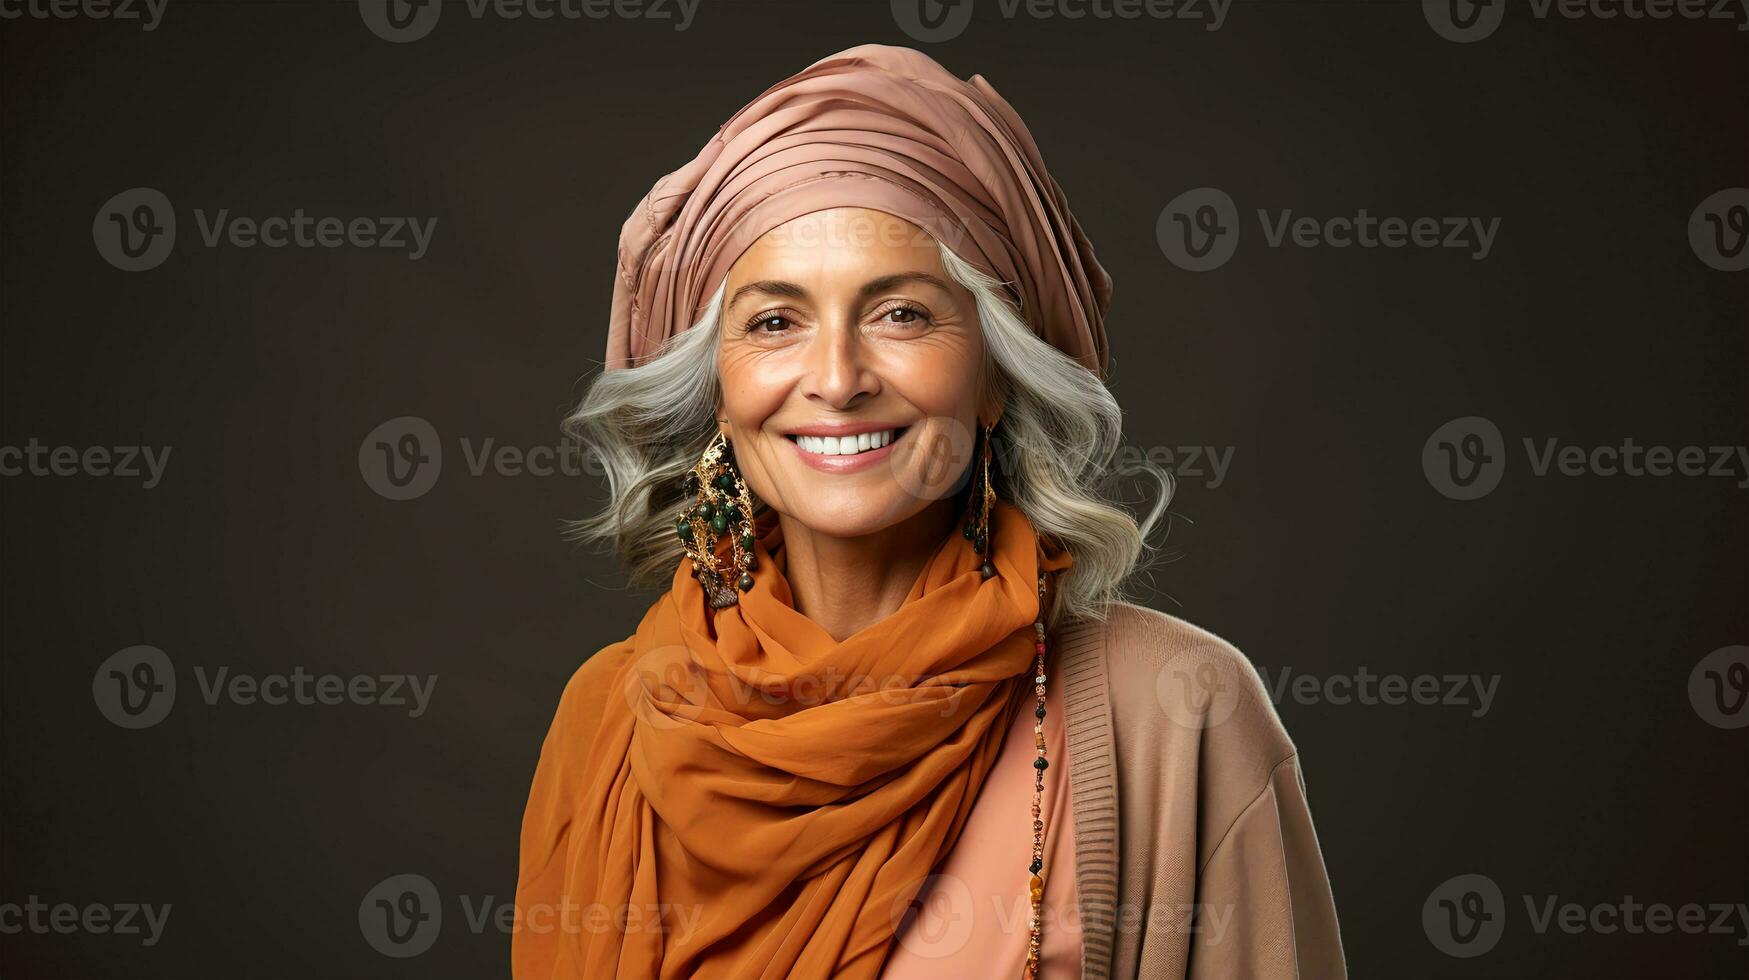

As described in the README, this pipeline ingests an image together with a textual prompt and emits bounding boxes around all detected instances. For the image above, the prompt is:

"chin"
[784,495,921,540]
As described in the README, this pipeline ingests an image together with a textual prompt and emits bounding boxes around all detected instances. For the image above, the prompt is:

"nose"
[798,318,879,410]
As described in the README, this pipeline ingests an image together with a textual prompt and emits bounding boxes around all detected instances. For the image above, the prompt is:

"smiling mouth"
[785,426,908,457]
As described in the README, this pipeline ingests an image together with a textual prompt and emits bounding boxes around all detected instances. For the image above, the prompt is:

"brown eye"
[749,315,790,333]
[883,305,928,325]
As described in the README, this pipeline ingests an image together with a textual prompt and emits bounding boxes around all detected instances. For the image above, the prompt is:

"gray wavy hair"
[563,243,1171,628]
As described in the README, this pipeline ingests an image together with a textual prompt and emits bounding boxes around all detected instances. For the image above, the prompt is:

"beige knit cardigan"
[542,602,1346,978]
[1053,602,1347,978]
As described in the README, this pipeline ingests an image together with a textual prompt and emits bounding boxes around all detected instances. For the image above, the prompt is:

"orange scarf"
[514,499,1072,978]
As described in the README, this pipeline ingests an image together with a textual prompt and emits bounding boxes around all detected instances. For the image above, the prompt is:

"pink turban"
[604,44,1113,379]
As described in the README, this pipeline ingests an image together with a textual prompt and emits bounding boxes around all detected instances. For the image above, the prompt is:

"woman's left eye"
[880,305,929,326]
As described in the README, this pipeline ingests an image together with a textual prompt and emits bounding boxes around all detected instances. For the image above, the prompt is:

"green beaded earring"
[677,428,758,608]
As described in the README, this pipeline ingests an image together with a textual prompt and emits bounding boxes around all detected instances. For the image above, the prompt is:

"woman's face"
[716,207,990,539]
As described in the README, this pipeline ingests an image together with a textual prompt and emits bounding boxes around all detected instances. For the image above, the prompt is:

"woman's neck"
[776,500,957,642]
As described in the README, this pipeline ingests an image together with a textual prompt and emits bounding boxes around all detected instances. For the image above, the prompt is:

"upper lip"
[782,422,908,437]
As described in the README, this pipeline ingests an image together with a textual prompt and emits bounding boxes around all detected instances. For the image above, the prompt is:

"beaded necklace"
[1024,569,1051,979]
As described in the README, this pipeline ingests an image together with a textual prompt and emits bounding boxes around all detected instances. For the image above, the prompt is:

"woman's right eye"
[748,315,791,333]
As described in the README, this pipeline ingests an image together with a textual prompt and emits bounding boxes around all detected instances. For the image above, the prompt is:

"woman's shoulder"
[539,638,639,753]
[1079,600,1298,774]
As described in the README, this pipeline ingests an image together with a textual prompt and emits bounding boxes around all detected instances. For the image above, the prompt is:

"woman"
[515,45,1345,979]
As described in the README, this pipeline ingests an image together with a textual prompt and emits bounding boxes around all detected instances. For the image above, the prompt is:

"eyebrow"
[726,272,954,311]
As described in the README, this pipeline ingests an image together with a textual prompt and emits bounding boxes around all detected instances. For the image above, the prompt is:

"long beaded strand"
[1024,569,1050,979]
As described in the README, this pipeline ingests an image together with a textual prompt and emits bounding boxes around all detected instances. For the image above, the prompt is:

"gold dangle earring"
[676,426,758,608]
[962,421,997,579]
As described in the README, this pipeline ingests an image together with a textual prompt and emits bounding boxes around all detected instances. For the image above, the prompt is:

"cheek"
[717,348,790,422]
[879,339,982,417]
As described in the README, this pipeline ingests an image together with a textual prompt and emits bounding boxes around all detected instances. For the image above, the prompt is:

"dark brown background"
[2,0,1745,976]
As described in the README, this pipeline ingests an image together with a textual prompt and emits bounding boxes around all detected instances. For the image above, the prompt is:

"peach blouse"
[880,648,1083,978]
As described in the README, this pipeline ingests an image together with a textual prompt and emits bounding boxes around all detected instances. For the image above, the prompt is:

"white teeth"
[794,429,897,456]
